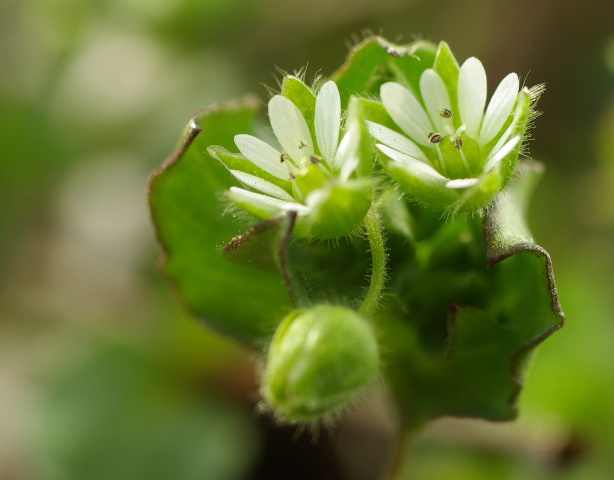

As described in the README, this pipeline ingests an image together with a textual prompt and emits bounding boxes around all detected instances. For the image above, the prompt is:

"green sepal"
[305,179,372,239]
[280,76,318,152]
[261,305,380,421]
[331,36,437,107]
[382,154,503,214]
[384,160,456,208]
[448,168,502,214]
[501,88,533,186]
[355,97,397,130]
[433,41,460,118]
[207,144,292,192]
[148,97,294,346]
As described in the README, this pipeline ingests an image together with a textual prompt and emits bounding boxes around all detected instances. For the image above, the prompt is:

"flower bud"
[261,305,379,421]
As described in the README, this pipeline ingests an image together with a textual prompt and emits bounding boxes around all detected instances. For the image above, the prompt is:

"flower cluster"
[202,44,544,421]
[208,79,371,239]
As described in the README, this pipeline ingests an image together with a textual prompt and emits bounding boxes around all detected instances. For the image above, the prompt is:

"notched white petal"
[445,178,480,189]
[336,130,360,181]
[377,144,446,181]
[458,57,487,138]
[229,170,294,201]
[479,73,519,145]
[227,187,310,216]
[483,135,520,172]
[269,95,314,163]
[235,134,287,180]
[315,81,341,163]
[485,125,512,161]
[380,82,432,147]
[420,69,452,132]
[367,122,430,164]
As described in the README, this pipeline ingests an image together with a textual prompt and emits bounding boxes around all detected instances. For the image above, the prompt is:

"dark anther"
[428,132,442,144]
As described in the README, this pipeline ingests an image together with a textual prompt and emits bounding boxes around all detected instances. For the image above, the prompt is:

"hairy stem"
[358,206,387,317]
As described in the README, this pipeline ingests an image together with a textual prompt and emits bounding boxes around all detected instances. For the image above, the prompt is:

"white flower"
[226,80,361,218]
[368,57,528,195]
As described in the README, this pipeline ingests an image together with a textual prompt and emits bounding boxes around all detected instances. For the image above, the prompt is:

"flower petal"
[458,57,487,138]
[315,81,341,163]
[479,73,519,145]
[234,134,288,180]
[227,187,310,216]
[367,121,430,164]
[377,144,446,181]
[483,135,520,172]
[485,124,512,161]
[229,170,295,201]
[420,69,452,132]
[269,95,314,165]
[335,130,360,181]
[380,82,433,147]
[445,178,480,189]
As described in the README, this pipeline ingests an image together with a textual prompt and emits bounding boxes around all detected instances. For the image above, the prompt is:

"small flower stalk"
[208,78,372,239]
[369,42,543,214]
[260,305,380,422]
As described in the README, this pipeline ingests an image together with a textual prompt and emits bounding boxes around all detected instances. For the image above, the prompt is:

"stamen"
[428,132,442,144]
[312,155,332,177]
[448,125,470,175]
[298,139,308,149]
[281,152,301,170]
[458,148,471,175]
[444,125,456,136]
[439,108,453,119]
[281,153,300,178]
[291,178,305,202]
[434,144,448,175]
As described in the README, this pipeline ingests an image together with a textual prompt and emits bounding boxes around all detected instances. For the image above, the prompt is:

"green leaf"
[148,97,294,346]
[378,160,564,424]
[222,211,296,272]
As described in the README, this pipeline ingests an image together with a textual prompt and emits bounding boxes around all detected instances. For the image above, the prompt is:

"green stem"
[380,427,411,480]
[358,206,387,317]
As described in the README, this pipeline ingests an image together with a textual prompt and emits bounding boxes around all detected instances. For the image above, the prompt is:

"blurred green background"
[0,0,612,479]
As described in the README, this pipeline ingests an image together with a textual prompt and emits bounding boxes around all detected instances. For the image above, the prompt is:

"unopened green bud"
[261,305,379,421]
